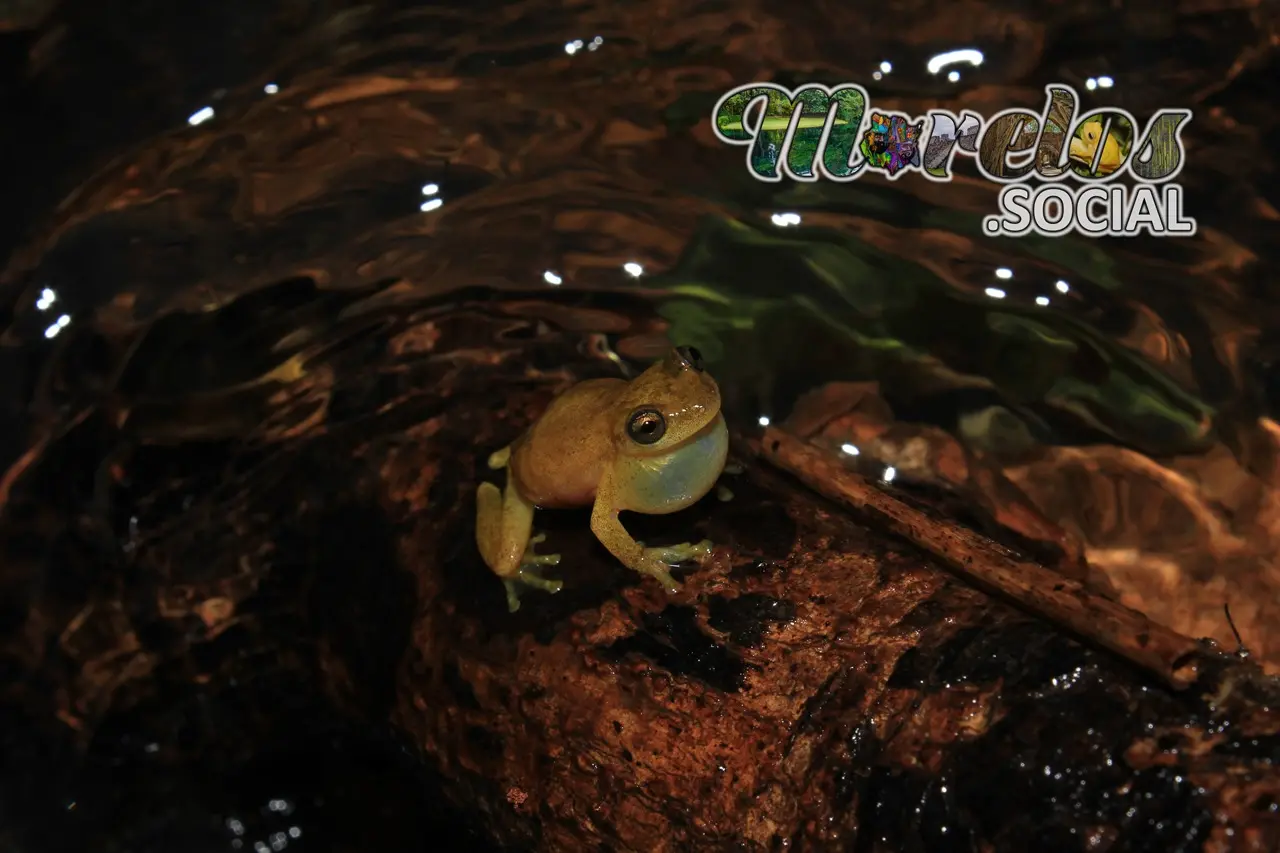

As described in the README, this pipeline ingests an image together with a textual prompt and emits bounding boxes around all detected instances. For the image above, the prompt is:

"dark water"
[0,0,1276,850]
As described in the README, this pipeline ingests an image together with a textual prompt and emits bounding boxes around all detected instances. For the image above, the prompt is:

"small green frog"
[476,346,728,611]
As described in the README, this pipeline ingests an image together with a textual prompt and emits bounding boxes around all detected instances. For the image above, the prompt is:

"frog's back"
[509,378,622,508]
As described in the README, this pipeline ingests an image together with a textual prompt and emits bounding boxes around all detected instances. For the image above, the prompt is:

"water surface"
[1,0,1276,849]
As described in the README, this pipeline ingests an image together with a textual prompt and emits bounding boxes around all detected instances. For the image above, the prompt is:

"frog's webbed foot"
[723,462,744,476]
[503,568,563,612]
[503,532,563,612]
[631,539,714,593]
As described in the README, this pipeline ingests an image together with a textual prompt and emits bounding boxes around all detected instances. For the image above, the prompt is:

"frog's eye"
[675,346,705,373]
[626,407,667,445]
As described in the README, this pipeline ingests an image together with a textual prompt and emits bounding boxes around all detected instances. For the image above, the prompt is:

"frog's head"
[612,346,722,458]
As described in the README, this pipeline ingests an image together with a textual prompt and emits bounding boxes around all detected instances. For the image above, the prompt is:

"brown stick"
[756,427,1208,690]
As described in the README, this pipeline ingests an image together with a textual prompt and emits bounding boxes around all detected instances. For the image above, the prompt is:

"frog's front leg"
[588,486,711,594]
[476,472,562,612]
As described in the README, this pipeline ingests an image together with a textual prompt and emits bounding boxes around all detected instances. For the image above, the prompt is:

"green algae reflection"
[652,215,1216,456]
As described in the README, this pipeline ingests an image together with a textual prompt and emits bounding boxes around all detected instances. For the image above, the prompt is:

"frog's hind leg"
[475,477,562,612]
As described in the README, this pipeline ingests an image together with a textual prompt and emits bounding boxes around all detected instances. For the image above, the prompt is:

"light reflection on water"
[0,0,1276,849]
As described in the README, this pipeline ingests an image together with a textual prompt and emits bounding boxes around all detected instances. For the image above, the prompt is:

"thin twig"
[1224,603,1250,659]
[756,427,1207,690]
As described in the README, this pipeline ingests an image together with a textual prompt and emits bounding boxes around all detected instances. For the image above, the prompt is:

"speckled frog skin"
[476,346,729,611]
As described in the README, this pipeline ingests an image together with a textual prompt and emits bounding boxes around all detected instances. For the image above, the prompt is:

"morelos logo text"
[711,83,1195,239]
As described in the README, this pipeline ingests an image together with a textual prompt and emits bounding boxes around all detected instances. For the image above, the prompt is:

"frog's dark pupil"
[628,408,666,444]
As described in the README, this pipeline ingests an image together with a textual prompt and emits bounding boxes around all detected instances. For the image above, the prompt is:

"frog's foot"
[723,462,744,476]
[716,484,734,502]
[502,565,564,612]
[632,539,714,593]
[522,532,561,566]
[502,533,563,612]
[487,445,512,470]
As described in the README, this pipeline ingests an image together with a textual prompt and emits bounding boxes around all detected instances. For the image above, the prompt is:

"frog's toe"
[634,559,682,593]
[503,579,523,613]
[642,539,713,564]
[487,446,512,469]
[516,565,564,593]
[502,566,564,612]
[521,533,560,566]
[691,538,714,557]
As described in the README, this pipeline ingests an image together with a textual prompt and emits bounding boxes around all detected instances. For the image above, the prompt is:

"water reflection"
[927,48,985,76]
[224,796,303,853]
[0,0,1276,848]
[188,105,215,126]
[42,311,70,338]
[564,36,604,55]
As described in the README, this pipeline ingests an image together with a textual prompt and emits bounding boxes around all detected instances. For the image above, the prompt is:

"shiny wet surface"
[0,0,1277,849]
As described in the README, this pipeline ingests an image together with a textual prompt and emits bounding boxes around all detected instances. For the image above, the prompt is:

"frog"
[475,345,729,612]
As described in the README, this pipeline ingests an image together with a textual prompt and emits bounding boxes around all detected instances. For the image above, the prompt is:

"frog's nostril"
[675,345,704,372]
